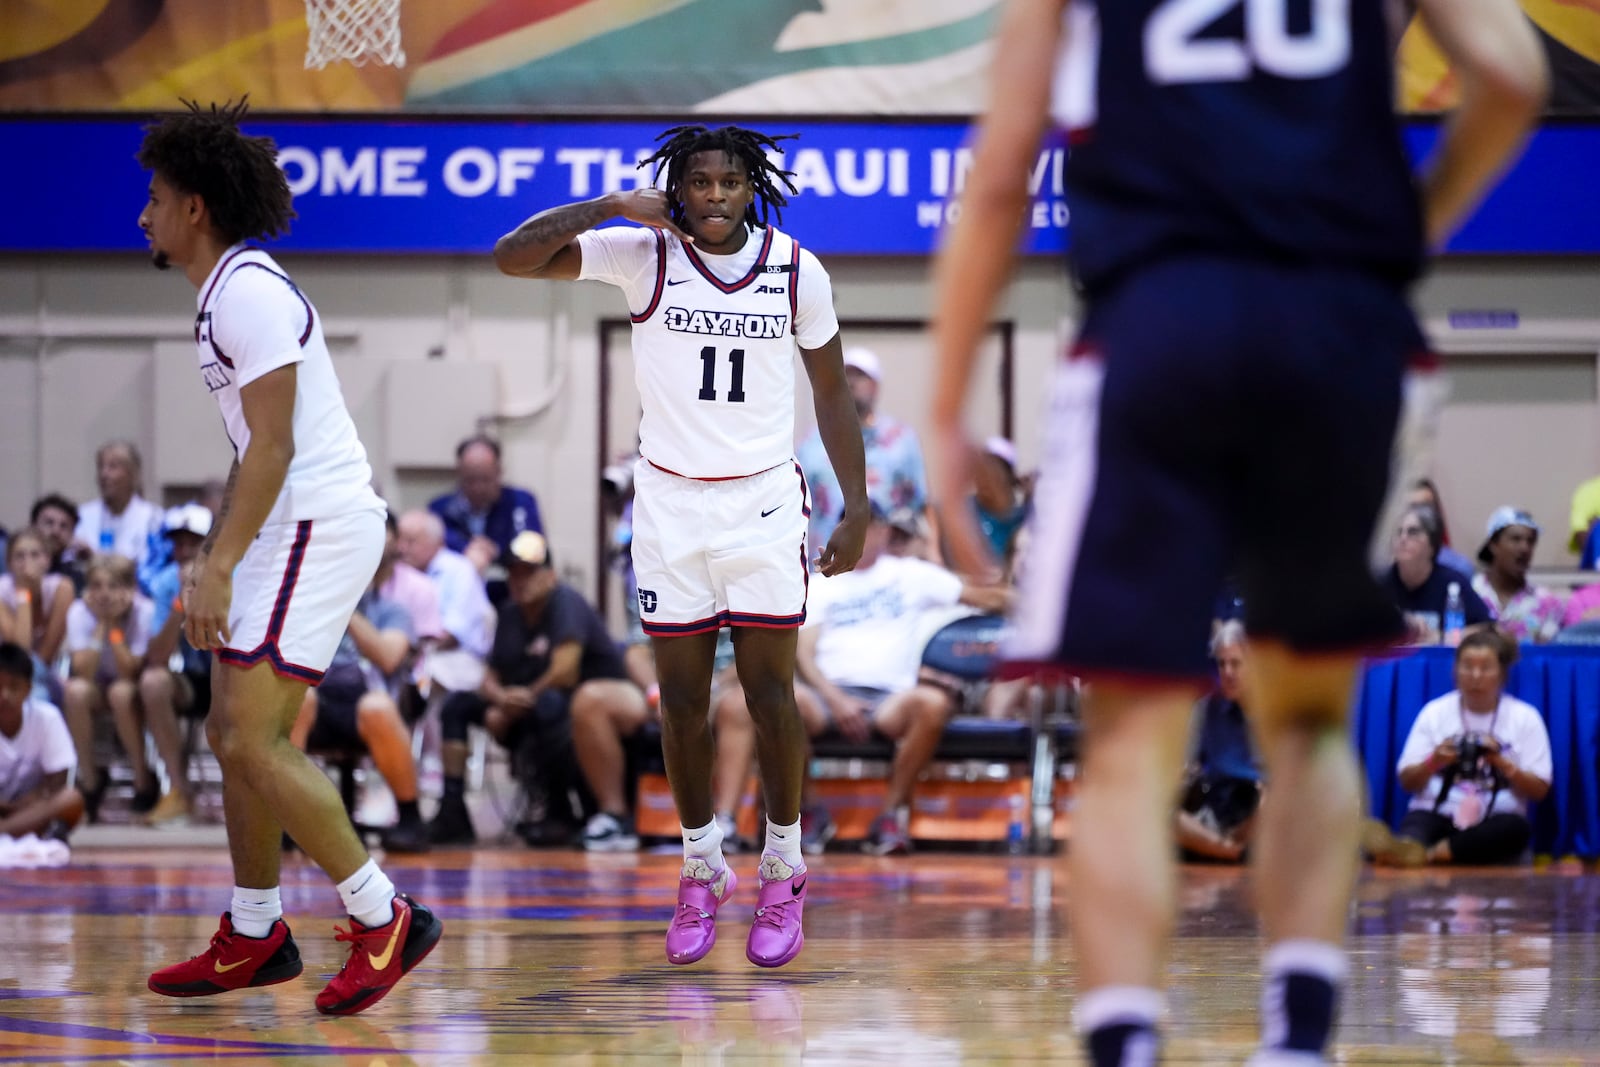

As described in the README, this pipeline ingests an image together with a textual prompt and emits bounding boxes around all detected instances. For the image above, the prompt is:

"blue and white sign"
[0,118,1594,255]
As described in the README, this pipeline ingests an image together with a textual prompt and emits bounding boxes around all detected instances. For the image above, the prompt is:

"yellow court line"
[116,16,310,109]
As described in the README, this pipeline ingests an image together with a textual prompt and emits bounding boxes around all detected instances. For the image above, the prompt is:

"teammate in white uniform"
[135,100,440,1015]
[495,124,868,969]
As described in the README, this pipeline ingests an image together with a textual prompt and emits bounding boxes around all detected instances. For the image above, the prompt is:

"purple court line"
[0,991,88,1001]
[0,1016,405,1059]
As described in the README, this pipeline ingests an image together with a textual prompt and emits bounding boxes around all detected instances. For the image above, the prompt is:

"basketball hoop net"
[304,0,405,70]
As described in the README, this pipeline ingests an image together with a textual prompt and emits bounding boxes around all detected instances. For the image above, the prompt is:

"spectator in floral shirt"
[797,347,928,561]
[1472,507,1565,643]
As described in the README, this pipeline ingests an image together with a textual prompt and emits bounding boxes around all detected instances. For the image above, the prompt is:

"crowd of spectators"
[5,385,1596,870]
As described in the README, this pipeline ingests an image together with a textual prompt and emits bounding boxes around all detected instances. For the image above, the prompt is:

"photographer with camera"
[1367,629,1551,866]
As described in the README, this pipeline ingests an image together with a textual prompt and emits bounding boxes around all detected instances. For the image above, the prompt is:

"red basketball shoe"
[315,894,442,1016]
[148,913,303,997]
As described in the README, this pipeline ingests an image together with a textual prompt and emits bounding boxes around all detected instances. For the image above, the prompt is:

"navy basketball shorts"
[1004,254,1429,680]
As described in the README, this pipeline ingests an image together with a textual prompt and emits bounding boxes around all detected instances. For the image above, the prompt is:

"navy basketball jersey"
[1055,0,1424,293]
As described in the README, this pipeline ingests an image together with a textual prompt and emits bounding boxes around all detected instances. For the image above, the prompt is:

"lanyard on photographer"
[1459,697,1501,741]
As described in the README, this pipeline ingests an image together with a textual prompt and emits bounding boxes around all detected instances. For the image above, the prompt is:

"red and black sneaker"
[148,913,303,997]
[315,893,442,1016]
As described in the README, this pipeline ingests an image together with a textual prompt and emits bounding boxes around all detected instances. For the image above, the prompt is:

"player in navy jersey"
[930,2,1546,1065]
[493,125,868,970]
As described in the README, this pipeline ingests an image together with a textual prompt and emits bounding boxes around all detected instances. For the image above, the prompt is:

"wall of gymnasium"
[0,251,1595,612]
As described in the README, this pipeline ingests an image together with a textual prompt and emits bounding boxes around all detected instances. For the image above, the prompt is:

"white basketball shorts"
[630,457,811,637]
[216,507,384,683]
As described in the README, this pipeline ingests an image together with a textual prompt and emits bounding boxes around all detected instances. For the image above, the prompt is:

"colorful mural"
[0,0,1596,114]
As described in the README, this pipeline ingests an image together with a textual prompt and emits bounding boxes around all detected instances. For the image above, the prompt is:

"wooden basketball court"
[1,847,1593,1064]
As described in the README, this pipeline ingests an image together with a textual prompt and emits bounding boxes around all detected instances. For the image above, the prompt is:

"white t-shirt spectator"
[806,556,965,693]
[66,596,155,684]
[75,495,163,570]
[1398,691,1553,821]
[0,700,75,805]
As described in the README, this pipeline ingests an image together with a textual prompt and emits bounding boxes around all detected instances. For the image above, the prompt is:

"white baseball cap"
[984,437,1018,469]
[163,503,213,539]
[842,347,881,382]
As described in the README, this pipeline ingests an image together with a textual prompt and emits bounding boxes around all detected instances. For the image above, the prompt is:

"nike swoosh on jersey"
[667,278,691,286]
[761,504,784,518]
[368,911,408,970]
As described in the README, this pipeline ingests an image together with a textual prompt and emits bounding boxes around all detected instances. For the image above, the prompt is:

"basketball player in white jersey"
[494,125,868,968]
[135,100,440,1015]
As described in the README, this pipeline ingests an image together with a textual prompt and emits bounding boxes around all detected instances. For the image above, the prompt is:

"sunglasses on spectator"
[1396,524,1427,538]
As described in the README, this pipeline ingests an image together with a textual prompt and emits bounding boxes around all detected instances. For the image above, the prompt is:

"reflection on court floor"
[3,850,1598,1064]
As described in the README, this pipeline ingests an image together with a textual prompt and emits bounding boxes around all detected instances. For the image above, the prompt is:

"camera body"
[1455,731,1490,775]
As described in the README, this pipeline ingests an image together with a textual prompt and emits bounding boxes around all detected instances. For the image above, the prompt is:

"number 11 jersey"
[578,224,839,480]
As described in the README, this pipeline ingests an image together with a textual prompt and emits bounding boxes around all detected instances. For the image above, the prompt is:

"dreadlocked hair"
[638,125,799,230]
[137,97,295,245]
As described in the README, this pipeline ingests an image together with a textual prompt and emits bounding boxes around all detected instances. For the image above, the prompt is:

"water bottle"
[1444,582,1465,647]
[1006,792,1027,855]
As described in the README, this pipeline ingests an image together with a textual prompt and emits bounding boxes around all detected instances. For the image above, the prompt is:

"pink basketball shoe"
[745,854,807,968]
[665,860,737,966]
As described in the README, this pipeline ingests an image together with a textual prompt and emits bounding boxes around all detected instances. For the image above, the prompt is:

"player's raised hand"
[930,423,1003,583]
[614,189,693,244]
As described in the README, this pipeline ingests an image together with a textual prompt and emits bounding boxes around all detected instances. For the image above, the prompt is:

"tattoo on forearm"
[201,460,240,555]
[501,199,617,255]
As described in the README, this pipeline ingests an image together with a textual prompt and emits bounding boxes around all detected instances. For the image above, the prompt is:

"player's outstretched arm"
[1414,0,1549,248]
[493,189,694,280]
[928,0,1064,577]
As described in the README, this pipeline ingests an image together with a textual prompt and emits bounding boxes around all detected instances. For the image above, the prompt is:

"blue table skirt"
[1355,645,1600,858]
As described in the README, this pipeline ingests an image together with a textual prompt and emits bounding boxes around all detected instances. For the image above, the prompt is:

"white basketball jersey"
[194,245,381,525]
[629,227,806,479]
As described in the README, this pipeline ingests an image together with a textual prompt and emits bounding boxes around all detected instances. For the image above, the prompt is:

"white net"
[304,0,405,70]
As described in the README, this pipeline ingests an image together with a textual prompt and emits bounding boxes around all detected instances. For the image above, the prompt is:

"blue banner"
[0,118,1595,256]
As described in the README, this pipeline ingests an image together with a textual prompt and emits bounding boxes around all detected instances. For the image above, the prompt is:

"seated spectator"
[1562,575,1600,632]
[0,527,75,703]
[428,532,625,846]
[135,505,215,827]
[0,643,82,841]
[290,543,429,854]
[399,506,492,780]
[1175,622,1262,863]
[1382,504,1491,643]
[798,506,1010,856]
[968,436,1029,572]
[428,435,544,597]
[73,441,167,595]
[30,494,86,592]
[1472,507,1565,643]
[1365,629,1551,867]
[1570,474,1600,566]
[885,506,934,561]
[398,508,493,693]
[61,555,158,820]
[1407,478,1476,576]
